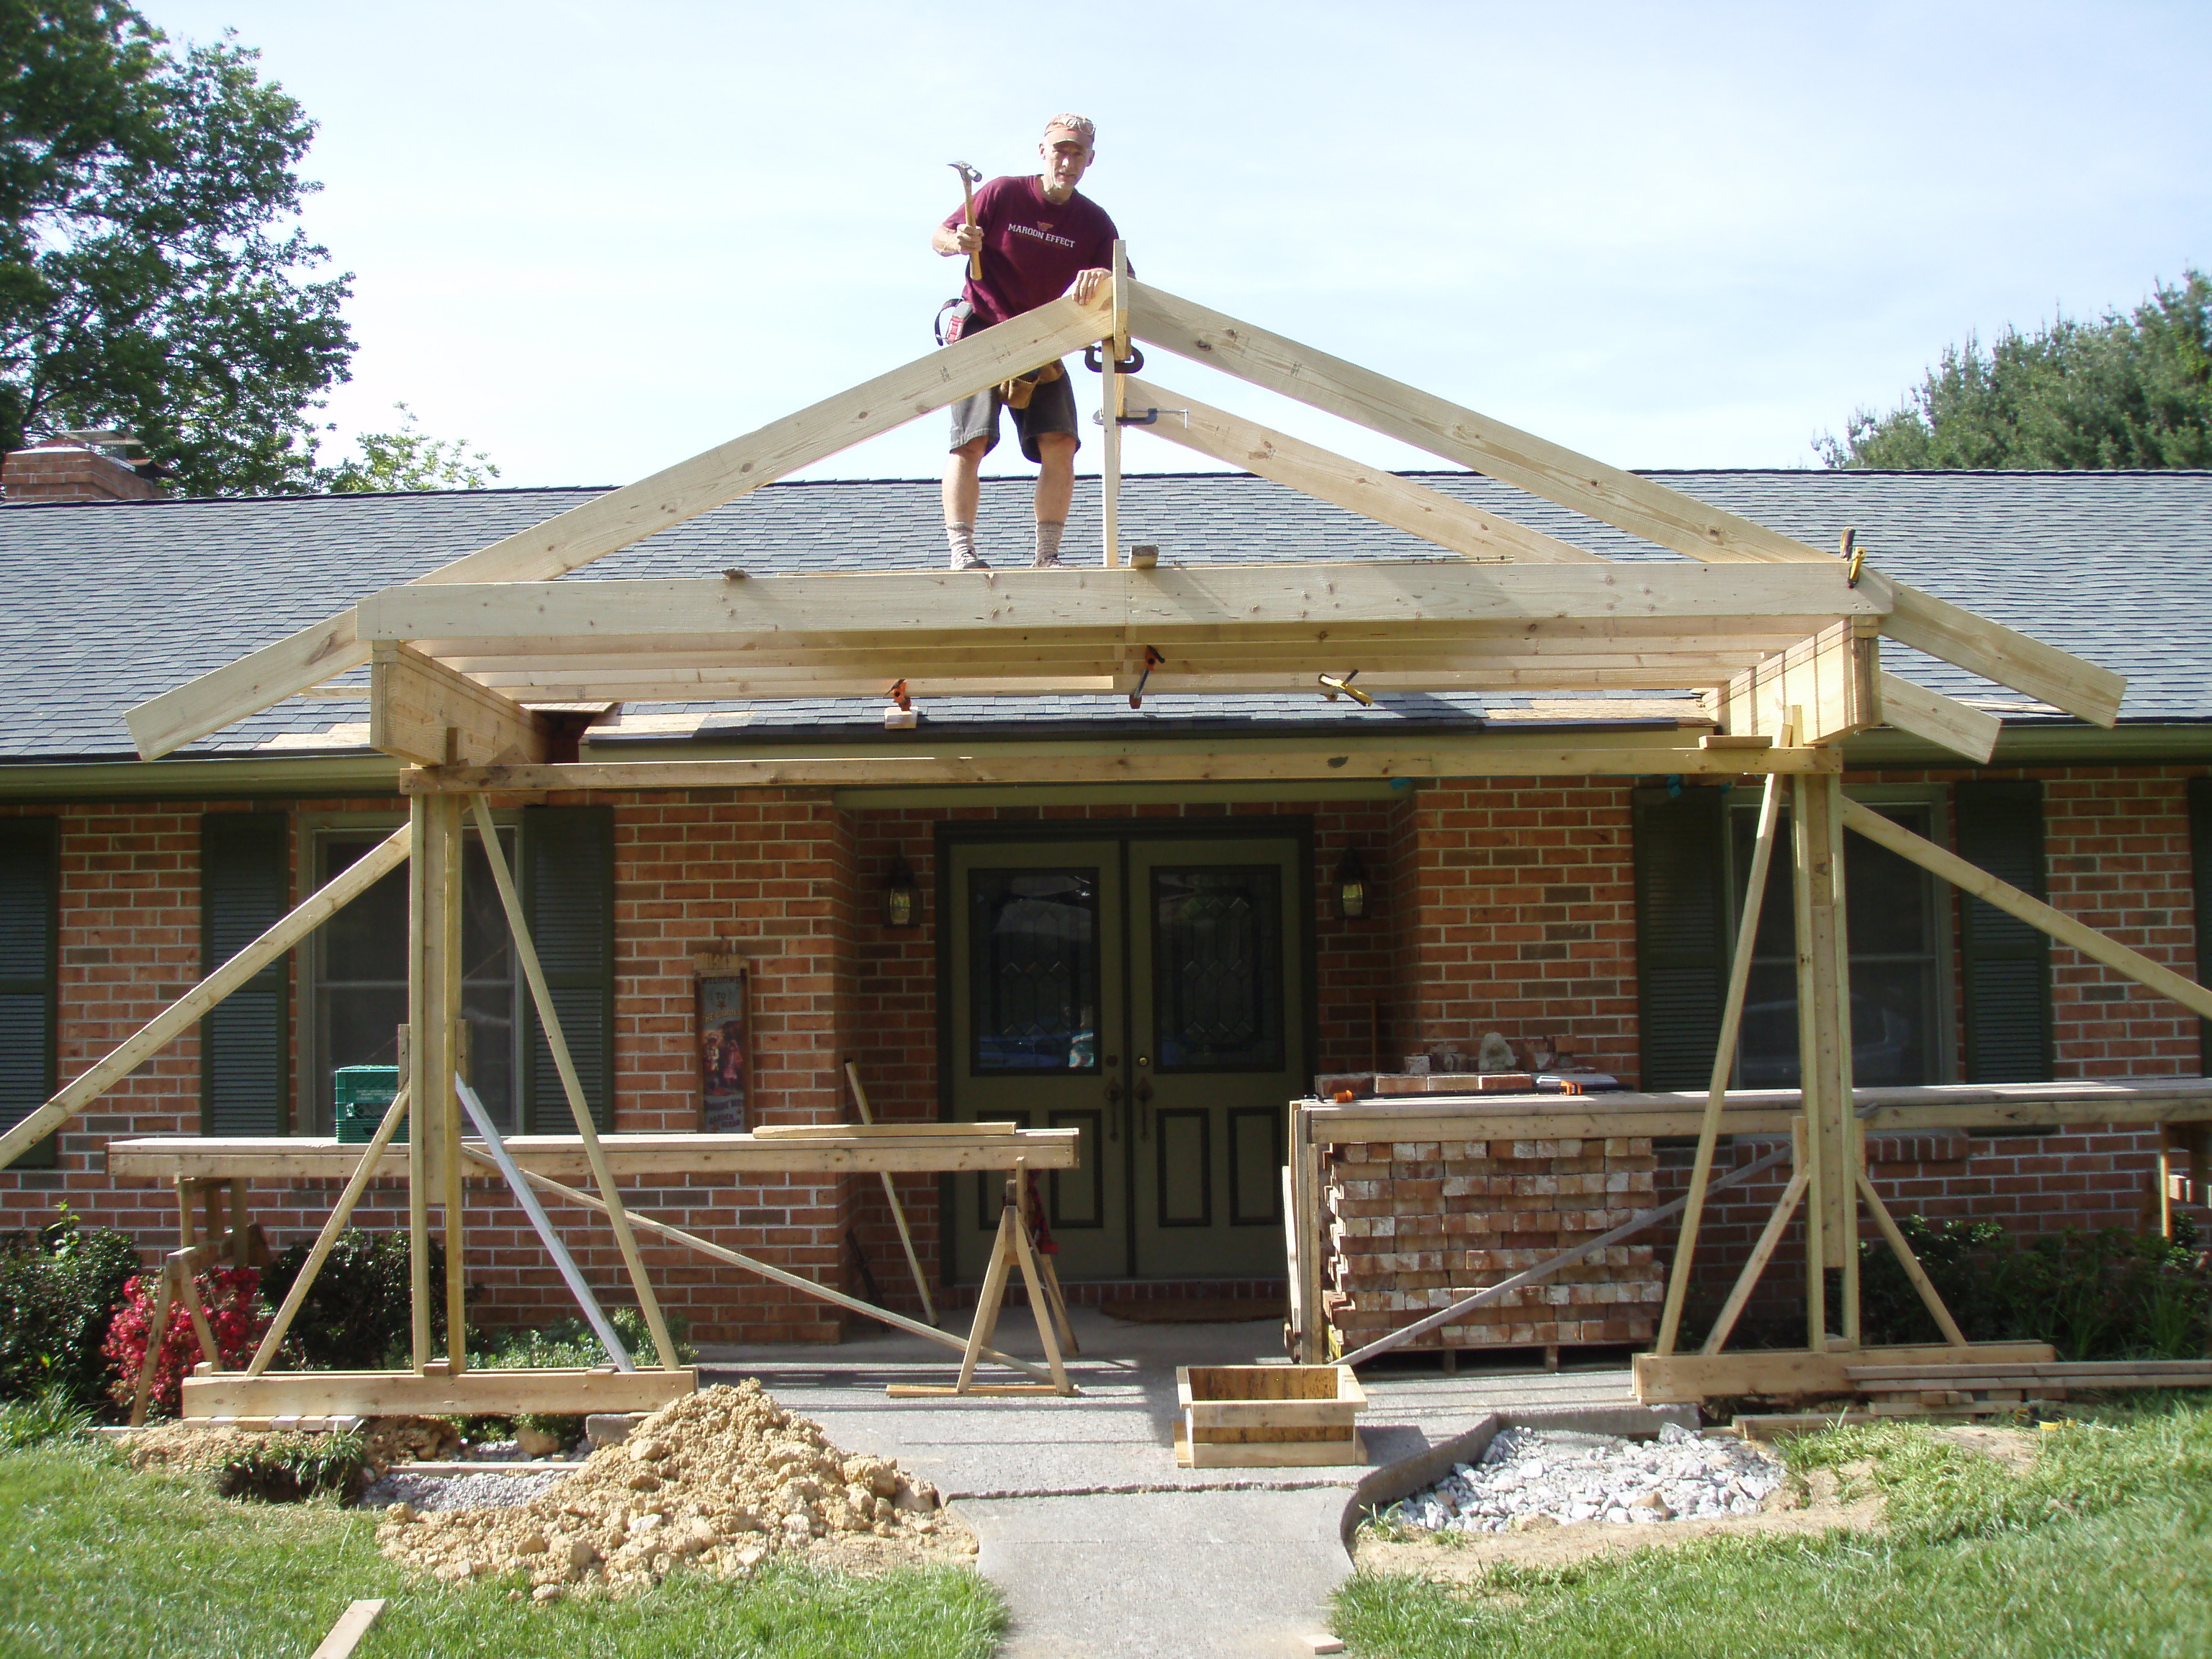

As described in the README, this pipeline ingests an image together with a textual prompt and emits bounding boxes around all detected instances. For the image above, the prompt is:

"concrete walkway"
[698,1310,1646,1656]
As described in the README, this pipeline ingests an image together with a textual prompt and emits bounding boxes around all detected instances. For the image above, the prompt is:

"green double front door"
[944,830,1309,1285]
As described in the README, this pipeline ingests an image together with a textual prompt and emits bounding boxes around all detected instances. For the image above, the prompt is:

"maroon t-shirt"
[941,174,1119,326]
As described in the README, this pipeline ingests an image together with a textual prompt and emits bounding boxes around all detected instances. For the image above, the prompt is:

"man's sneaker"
[1031,552,1068,570]
[950,549,991,572]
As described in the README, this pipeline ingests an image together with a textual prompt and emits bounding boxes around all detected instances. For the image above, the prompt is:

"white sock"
[1035,520,1066,566]
[947,522,981,569]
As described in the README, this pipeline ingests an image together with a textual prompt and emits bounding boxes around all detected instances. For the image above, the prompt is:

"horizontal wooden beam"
[1717,620,1878,745]
[1838,797,2212,1021]
[1,825,410,1172]
[107,1126,1082,1182]
[398,742,1841,794]
[1128,279,1830,566]
[1116,376,1604,565]
[124,292,1117,759]
[1875,670,2002,763]
[182,1367,698,1419]
[356,562,1877,647]
[1633,1342,2055,1404]
[1856,567,2124,728]
[370,642,552,767]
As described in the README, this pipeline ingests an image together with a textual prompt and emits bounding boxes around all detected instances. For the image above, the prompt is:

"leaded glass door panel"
[945,841,1127,1282]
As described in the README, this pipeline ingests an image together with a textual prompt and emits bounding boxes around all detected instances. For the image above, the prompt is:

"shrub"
[257,1229,446,1370]
[0,1206,145,1406]
[214,1429,365,1502]
[1860,1213,2211,1359]
[101,1266,266,1419]
[474,1307,694,1370]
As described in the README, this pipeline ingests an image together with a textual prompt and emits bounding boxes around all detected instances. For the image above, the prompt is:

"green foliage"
[1856,1213,2210,1359]
[212,1428,364,1503]
[258,1228,447,1370]
[1334,1399,2212,1659]
[0,4,354,495]
[0,1439,1006,1658]
[475,1307,696,1370]
[0,1386,95,1449]
[328,401,500,493]
[0,1205,144,1406]
[1817,270,2212,469]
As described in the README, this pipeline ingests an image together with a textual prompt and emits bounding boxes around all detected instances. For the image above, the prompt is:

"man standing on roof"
[932,114,1120,572]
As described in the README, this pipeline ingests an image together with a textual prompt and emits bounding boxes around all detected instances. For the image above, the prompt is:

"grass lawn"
[0,1437,1004,1659]
[1334,1396,2212,1659]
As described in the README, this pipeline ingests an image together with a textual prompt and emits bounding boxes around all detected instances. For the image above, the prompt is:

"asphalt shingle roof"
[0,467,2204,763]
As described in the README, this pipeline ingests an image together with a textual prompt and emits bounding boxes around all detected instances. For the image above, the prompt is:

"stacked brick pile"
[1321,1133,1662,1355]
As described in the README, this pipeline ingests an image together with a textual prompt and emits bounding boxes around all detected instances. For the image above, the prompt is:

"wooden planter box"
[1173,1364,1367,1467]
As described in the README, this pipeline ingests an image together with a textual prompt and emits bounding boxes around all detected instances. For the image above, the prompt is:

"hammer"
[949,161,982,281]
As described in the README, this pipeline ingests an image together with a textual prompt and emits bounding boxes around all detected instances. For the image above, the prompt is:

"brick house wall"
[1,763,2203,1348]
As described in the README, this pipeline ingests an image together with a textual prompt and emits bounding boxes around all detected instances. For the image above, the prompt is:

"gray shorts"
[948,361,1081,464]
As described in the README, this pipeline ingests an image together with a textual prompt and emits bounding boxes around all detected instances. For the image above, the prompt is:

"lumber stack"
[1846,1359,2212,1417]
[1321,1134,1660,1355]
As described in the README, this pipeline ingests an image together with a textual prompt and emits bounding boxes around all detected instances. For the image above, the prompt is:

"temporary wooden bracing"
[6,253,2204,1413]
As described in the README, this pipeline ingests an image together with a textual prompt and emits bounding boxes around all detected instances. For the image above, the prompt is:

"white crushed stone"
[364,1470,568,1512]
[1386,1422,1782,1533]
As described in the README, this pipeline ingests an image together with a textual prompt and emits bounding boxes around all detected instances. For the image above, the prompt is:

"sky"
[138,1,2212,491]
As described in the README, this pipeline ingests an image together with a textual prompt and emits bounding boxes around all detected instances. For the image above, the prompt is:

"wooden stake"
[469,796,679,1370]
[128,1259,179,1426]
[1657,771,1783,1354]
[246,1087,410,1377]
[845,1060,937,1326]
[1856,1164,1968,1346]
[1701,1148,1812,1356]
[307,1599,386,1659]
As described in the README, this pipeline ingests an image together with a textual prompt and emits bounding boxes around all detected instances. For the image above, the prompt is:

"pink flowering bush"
[102,1265,266,1417]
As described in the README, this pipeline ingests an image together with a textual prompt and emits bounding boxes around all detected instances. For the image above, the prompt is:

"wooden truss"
[37,258,2193,1415]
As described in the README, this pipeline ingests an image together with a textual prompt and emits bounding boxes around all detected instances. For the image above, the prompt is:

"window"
[1728,796,1950,1088]
[0,819,58,1166]
[307,823,519,1133]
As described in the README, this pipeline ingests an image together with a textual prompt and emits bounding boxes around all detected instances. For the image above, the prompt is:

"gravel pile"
[1387,1422,1782,1533]
[374,1380,954,1598]
[362,1468,569,1512]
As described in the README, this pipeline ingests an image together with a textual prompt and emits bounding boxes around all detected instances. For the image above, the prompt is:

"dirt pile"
[375,1380,964,1598]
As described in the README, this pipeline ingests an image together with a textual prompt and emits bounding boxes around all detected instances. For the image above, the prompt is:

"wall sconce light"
[1334,848,1370,920]
[883,853,920,928]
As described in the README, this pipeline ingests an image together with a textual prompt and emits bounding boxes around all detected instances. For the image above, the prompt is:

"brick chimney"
[2,439,163,503]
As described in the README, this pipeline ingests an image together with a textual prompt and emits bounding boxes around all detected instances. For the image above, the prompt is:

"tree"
[0,3,354,495]
[328,403,500,493]
[1817,271,2212,470]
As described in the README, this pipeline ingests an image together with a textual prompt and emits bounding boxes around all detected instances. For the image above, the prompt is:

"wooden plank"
[1633,1341,2057,1405]
[752,1120,1020,1138]
[1794,773,1856,1268]
[1876,670,2002,763]
[469,795,677,1371]
[308,1599,386,1659]
[1856,1164,1967,1346]
[183,1366,698,1418]
[356,562,1874,644]
[1187,1398,1363,1429]
[407,793,463,1371]
[1657,771,1783,1354]
[1719,621,1879,745]
[106,1128,1082,1180]
[1839,799,2212,1023]
[404,744,1840,796]
[1700,1163,1809,1357]
[124,291,1116,758]
[1856,568,2124,728]
[1127,279,1829,566]
[370,642,553,767]
[843,1061,937,1328]
[0,823,410,1172]
[1118,376,1604,565]
[1100,242,1125,567]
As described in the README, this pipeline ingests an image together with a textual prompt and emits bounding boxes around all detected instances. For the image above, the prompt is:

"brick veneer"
[1,765,2203,1348]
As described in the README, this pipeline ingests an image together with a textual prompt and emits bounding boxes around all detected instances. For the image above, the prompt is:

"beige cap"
[1043,114,1096,149]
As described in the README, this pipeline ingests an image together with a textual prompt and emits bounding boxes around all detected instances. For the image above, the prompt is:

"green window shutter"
[2190,778,2212,1069]
[1955,780,2052,1082]
[199,813,291,1136]
[0,819,60,1167]
[1633,784,1730,1090]
[519,805,616,1133]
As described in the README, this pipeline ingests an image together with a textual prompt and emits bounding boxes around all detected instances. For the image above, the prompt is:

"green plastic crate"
[333,1064,404,1143]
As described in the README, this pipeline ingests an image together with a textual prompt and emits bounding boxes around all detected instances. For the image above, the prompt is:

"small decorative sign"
[695,957,749,1133]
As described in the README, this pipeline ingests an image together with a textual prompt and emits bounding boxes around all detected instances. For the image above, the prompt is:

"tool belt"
[997,361,1063,410]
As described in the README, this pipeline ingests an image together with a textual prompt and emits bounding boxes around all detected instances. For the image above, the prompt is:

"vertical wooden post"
[175,1177,195,1250]
[228,1179,249,1267]
[1099,240,1128,569]
[407,792,464,1373]
[1790,771,1857,1349]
